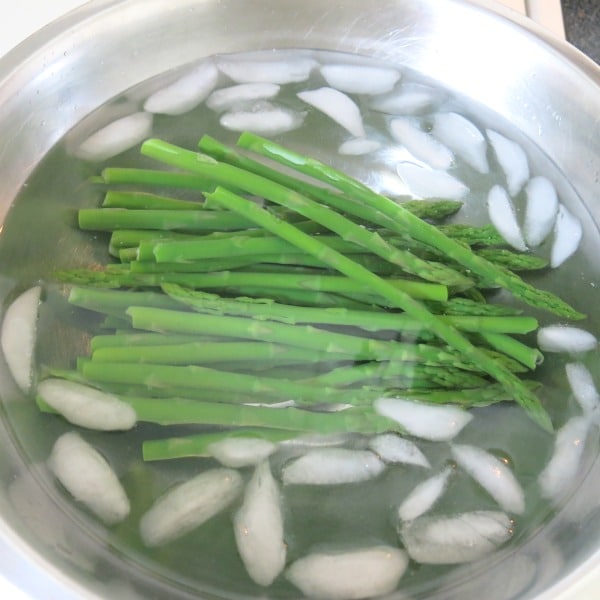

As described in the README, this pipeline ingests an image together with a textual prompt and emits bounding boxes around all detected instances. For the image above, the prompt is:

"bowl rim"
[0,2,599,600]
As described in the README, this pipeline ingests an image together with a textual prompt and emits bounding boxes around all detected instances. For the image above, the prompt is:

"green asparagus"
[236,132,583,321]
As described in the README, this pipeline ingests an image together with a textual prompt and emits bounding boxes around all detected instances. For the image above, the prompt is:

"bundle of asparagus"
[52,132,585,447]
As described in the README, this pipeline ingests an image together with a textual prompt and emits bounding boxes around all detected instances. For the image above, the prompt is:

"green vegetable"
[236,132,583,321]
[299,361,488,389]
[163,284,537,335]
[100,167,215,191]
[140,139,472,289]
[102,190,204,211]
[124,396,395,433]
[202,185,553,431]
[78,207,259,232]
[79,359,388,405]
[91,341,350,366]
[124,306,472,368]
[58,269,449,302]
[198,134,462,225]
[49,133,585,435]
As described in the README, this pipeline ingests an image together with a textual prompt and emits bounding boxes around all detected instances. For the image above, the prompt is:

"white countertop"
[0,1,595,599]
[0,0,88,59]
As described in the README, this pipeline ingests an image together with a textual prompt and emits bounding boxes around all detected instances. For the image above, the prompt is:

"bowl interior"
[1,1,600,599]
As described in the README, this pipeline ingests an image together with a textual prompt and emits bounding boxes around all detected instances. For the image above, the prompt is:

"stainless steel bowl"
[1,1,600,598]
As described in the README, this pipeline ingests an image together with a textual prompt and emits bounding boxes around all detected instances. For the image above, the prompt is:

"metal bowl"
[1,1,600,598]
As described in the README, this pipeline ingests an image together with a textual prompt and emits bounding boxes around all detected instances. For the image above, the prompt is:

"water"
[1,49,600,599]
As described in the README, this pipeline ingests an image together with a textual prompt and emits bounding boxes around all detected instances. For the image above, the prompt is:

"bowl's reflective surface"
[0,1,600,598]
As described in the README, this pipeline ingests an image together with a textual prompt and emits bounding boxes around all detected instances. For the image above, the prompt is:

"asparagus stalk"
[144,232,458,266]
[110,229,198,249]
[133,222,326,262]
[91,341,350,366]
[102,190,204,211]
[90,332,216,350]
[400,239,548,272]
[78,208,258,232]
[236,132,583,321]
[208,286,378,310]
[135,232,545,279]
[142,428,297,461]
[300,361,488,389]
[201,185,552,431]
[198,135,462,223]
[129,255,292,273]
[40,369,289,404]
[426,297,523,316]
[162,284,538,335]
[147,233,352,263]
[89,341,490,389]
[109,227,282,251]
[437,224,507,247]
[476,249,549,272]
[57,269,449,302]
[479,332,543,370]
[68,286,183,316]
[36,387,394,433]
[125,306,473,368]
[401,200,463,221]
[123,395,396,433]
[129,252,401,275]
[405,380,542,407]
[140,139,473,289]
[78,360,380,405]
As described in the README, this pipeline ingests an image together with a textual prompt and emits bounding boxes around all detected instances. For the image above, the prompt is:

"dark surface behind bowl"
[563,0,600,63]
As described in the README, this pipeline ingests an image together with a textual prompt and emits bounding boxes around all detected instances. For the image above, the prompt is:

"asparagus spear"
[91,341,350,366]
[90,332,215,350]
[123,396,396,433]
[102,191,204,211]
[401,200,463,221]
[140,139,473,289]
[109,227,282,251]
[37,387,396,433]
[399,238,548,272]
[40,369,295,404]
[125,306,473,368]
[479,332,543,370]
[225,287,378,310]
[426,297,523,317]
[109,229,199,249]
[146,233,358,263]
[437,224,507,246]
[129,255,293,273]
[201,185,552,431]
[477,248,549,272]
[199,134,462,223]
[236,132,583,321]
[162,284,538,335]
[129,252,403,275]
[78,208,257,232]
[299,361,488,389]
[405,380,542,407]
[78,360,381,405]
[132,231,545,279]
[57,269,449,302]
[68,287,183,316]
